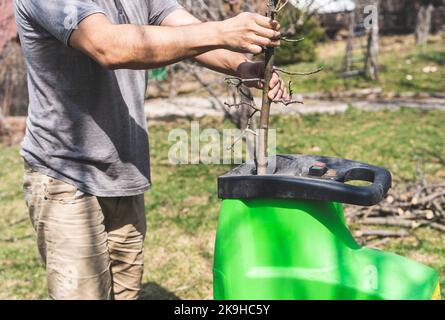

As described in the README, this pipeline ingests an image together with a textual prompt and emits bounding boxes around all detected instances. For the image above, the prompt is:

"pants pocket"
[43,178,83,204]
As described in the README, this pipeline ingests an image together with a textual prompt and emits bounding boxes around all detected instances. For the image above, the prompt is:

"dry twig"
[348,176,445,244]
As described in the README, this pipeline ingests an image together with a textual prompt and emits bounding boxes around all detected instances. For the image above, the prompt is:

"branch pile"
[346,180,445,243]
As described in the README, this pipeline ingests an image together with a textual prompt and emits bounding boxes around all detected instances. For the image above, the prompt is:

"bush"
[275,6,326,65]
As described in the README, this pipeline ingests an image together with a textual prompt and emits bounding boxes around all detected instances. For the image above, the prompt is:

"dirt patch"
[183,195,209,207]
[0,116,26,146]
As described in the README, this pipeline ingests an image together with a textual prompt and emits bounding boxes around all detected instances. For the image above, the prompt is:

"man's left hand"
[236,61,289,101]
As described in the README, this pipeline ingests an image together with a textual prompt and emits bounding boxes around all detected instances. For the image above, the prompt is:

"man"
[14,0,287,300]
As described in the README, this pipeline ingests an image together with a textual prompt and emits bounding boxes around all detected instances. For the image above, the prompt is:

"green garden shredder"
[214,154,441,300]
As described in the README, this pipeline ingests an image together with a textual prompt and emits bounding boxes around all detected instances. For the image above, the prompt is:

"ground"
[0,107,444,300]
[0,34,444,300]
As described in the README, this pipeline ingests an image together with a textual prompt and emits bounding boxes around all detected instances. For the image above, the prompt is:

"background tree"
[275,3,326,65]
[0,0,28,145]
[365,0,379,81]
[415,0,442,46]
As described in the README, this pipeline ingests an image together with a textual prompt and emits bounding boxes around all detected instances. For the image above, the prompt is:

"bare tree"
[255,1,278,174]
[342,0,379,80]
[178,1,324,173]
[176,1,265,163]
[224,0,322,174]
[415,0,443,45]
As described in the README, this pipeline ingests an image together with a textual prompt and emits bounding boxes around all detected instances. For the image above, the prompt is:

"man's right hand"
[218,12,281,55]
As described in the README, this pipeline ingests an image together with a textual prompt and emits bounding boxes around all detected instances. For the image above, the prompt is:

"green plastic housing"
[213,199,440,300]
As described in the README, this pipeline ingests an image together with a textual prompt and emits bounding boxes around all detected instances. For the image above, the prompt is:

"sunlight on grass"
[284,42,445,94]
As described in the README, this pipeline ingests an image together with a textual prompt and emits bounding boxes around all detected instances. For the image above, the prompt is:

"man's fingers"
[273,88,284,101]
[280,79,286,97]
[268,79,281,100]
[246,44,264,54]
[254,14,280,30]
[269,72,280,89]
[254,25,281,40]
[269,78,290,101]
[275,79,285,100]
[251,35,280,48]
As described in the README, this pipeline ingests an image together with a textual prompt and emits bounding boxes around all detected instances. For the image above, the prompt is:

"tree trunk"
[367,3,379,81]
[343,11,355,73]
[415,4,434,46]
[257,0,277,175]
[239,87,257,164]
[0,41,28,117]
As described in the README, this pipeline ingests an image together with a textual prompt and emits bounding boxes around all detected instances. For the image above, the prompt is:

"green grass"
[0,108,444,299]
[283,42,445,94]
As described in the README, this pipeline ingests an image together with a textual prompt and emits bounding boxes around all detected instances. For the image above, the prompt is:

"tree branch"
[274,67,324,76]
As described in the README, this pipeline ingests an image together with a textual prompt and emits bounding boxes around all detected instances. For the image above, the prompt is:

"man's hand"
[219,12,281,54]
[237,61,288,101]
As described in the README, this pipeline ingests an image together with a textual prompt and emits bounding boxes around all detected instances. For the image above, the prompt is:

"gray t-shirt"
[13,0,181,197]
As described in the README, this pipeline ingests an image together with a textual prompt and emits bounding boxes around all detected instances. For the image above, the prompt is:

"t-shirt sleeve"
[147,0,183,26]
[15,0,106,46]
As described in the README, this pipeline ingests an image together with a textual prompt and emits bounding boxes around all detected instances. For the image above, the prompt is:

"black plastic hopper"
[218,154,392,206]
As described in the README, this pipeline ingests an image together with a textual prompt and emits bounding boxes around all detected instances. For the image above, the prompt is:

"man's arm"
[69,12,280,70]
[162,9,252,77]
[161,9,287,101]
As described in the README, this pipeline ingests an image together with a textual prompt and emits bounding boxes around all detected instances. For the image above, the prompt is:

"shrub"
[275,6,326,65]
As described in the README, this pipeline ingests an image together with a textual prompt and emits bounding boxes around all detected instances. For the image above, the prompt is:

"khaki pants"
[23,164,147,300]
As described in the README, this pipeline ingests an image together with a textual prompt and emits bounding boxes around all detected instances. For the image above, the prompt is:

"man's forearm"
[193,49,249,77]
[161,9,254,78]
[71,10,280,71]
[70,14,226,70]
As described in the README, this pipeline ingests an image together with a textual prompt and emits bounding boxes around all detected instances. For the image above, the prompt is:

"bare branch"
[276,0,289,13]
[281,37,305,43]
[287,80,294,96]
[226,111,259,151]
[224,102,261,112]
[274,67,324,76]
[179,63,233,118]
[275,99,304,106]
[355,229,410,238]
[225,77,263,101]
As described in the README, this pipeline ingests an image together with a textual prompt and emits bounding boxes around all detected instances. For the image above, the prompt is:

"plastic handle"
[338,166,392,205]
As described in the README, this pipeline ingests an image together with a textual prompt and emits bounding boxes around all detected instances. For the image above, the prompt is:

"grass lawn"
[282,36,445,95]
[0,107,444,299]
